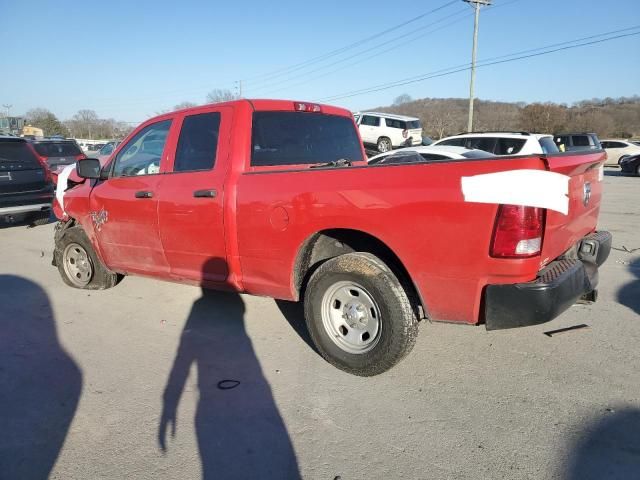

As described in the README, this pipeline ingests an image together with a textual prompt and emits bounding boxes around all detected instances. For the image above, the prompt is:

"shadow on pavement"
[603,169,625,177]
[0,275,82,479]
[274,299,317,354]
[617,257,640,315]
[566,408,640,479]
[158,259,300,479]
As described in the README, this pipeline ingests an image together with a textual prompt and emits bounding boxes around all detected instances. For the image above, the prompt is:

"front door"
[89,118,174,275]
[157,107,231,284]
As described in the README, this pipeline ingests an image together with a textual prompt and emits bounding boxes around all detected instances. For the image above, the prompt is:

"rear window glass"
[33,142,82,157]
[407,120,422,129]
[251,112,364,167]
[495,138,526,155]
[539,137,559,154]
[572,135,591,147]
[466,137,497,153]
[0,141,41,168]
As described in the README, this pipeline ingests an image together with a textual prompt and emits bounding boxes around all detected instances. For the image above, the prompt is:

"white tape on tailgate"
[461,169,570,215]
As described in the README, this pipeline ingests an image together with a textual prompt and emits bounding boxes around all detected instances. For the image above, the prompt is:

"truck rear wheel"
[54,225,121,290]
[303,252,418,376]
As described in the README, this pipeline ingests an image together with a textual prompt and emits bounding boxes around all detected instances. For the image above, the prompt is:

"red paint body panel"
[58,99,606,325]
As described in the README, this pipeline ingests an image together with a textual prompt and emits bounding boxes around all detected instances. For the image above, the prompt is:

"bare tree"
[206,89,236,104]
[173,101,197,111]
[393,94,413,106]
[519,103,568,134]
[25,108,70,137]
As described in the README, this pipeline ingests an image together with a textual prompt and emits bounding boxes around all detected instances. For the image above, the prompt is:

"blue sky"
[2,0,638,123]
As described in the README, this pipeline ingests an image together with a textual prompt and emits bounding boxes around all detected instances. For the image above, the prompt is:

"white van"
[354,112,423,153]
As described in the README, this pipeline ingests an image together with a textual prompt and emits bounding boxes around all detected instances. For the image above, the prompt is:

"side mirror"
[76,158,101,179]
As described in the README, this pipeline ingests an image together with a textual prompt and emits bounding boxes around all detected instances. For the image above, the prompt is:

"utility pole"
[2,104,11,118]
[464,0,491,132]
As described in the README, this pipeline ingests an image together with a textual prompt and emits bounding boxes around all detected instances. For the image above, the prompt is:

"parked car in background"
[630,140,640,146]
[619,153,640,176]
[30,139,86,173]
[95,141,121,164]
[0,136,54,224]
[354,112,423,153]
[553,133,601,154]
[600,139,640,166]
[433,132,559,156]
[368,145,493,164]
[421,136,434,146]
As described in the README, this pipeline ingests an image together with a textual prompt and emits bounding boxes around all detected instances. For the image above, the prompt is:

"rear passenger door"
[157,107,231,284]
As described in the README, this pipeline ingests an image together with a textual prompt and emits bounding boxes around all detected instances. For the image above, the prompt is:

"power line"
[242,0,459,86]
[317,27,640,103]
[250,0,522,96]
[250,8,471,94]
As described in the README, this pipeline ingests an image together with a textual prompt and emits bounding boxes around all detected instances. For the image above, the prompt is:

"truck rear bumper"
[484,230,612,330]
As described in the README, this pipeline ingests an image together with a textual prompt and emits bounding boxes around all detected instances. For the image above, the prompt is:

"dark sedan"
[620,154,640,176]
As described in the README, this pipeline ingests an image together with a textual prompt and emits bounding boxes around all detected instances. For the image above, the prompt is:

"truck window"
[174,113,220,172]
[112,120,171,177]
[251,112,364,167]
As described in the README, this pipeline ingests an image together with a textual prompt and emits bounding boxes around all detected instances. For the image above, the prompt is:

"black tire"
[54,225,121,290]
[376,137,392,153]
[636,164,640,176]
[303,252,418,376]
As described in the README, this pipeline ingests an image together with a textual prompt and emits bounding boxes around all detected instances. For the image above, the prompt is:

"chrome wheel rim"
[378,140,391,152]
[63,242,93,287]
[321,281,381,354]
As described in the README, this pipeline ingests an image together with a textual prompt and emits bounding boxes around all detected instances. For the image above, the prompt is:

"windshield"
[33,142,82,157]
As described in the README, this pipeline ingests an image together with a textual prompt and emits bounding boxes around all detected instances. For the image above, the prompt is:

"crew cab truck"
[52,99,611,376]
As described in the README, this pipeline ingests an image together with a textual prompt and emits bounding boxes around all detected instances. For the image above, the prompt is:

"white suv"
[433,132,560,156]
[354,112,423,153]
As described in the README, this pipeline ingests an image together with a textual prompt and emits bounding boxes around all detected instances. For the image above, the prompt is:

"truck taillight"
[76,154,86,160]
[294,102,322,113]
[491,204,544,258]
[27,144,52,182]
[402,129,408,139]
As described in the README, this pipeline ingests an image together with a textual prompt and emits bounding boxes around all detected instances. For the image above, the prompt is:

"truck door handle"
[135,191,153,198]
[193,189,217,198]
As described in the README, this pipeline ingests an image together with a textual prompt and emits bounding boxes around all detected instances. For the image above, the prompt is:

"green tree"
[25,108,70,137]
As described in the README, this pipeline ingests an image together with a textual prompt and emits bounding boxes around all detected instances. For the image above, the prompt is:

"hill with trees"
[371,95,640,140]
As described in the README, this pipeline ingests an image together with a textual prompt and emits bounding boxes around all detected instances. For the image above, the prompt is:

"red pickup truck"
[52,100,611,376]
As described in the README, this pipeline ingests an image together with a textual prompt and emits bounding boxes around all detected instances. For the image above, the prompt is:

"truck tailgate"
[540,151,605,266]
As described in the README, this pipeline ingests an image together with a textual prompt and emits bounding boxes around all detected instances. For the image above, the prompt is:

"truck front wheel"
[304,252,418,376]
[54,225,121,290]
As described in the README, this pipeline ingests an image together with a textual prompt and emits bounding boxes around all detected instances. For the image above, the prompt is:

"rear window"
[251,112,364,167]
[407,120,422,129]
[539,137,560,154]
[0,141,41,168]
[495,138,526,155]
[466,137,497,154]
[33,142,82,157]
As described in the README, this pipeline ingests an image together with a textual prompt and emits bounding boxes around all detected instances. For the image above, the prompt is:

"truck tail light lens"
[294,102,322,113]
[491,204,545,258]
[402,129,408,139]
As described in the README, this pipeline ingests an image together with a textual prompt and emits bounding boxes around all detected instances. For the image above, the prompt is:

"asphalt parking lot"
[1,171,639,480]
